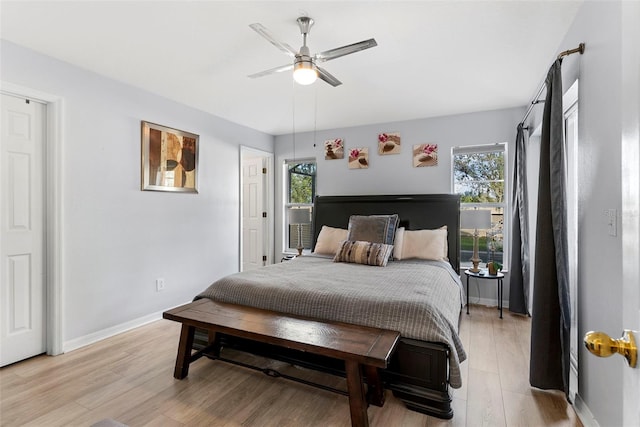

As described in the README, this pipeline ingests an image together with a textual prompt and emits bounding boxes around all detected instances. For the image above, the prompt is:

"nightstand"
[464,269,504,319]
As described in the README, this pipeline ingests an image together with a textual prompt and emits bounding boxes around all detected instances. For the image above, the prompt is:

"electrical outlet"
[156,278,166,292]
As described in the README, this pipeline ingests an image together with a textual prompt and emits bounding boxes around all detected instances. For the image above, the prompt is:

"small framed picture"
[348,147,369,169]
[141,121,198,193]
[378,132,401,155]
[324,138,344,159]
[413,144,438,167]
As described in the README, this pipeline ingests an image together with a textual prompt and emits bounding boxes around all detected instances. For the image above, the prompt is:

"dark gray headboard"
[312,194,461,273]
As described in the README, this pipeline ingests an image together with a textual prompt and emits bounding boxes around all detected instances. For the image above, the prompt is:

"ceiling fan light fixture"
[293,59,318,85]
[249,16,376,87]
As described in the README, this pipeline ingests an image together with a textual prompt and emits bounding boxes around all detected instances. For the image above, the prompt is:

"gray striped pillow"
[347,214,399,245]
[333,240,394,267]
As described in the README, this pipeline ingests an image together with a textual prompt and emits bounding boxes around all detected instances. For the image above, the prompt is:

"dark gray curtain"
[509,124,530,315]
[530,59,571,397]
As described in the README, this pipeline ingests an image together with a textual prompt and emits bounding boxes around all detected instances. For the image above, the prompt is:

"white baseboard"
[62,302,190,353]
[573,393,599,427]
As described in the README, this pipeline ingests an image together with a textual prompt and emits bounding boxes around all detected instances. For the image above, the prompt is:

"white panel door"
[621,1,640,424]
[0,94,46,366]
[242,157,264,271]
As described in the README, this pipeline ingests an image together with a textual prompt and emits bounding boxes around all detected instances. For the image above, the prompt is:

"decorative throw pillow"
[333,240,394,267]
[398,226,448,261]
[313,226,348,255]
[346,214,399,245]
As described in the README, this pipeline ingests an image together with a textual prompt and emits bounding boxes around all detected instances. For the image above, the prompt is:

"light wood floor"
[1,305,582,427]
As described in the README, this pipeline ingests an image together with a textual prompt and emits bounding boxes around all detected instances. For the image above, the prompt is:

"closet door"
[0,94,46,366]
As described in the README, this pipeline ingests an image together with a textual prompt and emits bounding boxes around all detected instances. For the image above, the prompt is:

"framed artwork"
[324,138,344,159]
[348,147,369,169]
[413,143,438,167]
[141,121,199,193]
[378,132,401,155]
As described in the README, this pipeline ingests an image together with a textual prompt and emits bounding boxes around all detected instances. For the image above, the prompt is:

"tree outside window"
[453,145,507,269]
[288,162,316,204]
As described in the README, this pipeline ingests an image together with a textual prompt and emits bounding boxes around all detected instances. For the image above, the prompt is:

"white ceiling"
[0,1,583,135]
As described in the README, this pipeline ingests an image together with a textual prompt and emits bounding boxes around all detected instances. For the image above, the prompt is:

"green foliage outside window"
[454,152,504,203]
[288,162,316,204]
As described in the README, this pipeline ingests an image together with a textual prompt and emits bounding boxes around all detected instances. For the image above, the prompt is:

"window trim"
[451,143,509,271]
[283,158,316,253]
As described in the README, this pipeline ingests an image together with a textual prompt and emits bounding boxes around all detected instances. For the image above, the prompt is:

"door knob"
[584,330,637,368]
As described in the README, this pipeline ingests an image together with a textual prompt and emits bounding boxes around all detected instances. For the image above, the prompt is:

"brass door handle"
[584,330,637,368]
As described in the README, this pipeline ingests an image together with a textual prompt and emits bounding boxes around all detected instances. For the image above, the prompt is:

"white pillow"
[313,226,348,255]
[395,226,448,261]
[393,227,405,259]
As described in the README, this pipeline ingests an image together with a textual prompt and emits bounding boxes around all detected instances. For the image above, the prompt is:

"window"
[452,144,507,269]
[285,159,316,252]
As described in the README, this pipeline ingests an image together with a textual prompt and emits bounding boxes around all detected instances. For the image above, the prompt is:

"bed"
[194,194,465,419]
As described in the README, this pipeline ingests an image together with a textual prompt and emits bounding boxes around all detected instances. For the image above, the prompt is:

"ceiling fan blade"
[315,38,377,63]
[316,66,342,87]
[249,23,297,58]
[248,63,294,79]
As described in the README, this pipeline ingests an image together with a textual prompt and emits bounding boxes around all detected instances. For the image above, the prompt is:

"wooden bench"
[163,298,400,427]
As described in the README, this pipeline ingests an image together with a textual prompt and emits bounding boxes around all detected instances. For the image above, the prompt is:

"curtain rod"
[519,43,585,126]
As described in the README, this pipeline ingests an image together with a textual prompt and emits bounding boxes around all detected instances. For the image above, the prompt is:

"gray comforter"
[197,255,467,388]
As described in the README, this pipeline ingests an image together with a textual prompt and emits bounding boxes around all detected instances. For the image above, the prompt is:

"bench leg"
[365,365,385,407]
[174,324,195,379]
[207,330,221,358]
[345,360,369,427]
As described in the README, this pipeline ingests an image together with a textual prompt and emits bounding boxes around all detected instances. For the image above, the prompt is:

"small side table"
[464,269,504,319]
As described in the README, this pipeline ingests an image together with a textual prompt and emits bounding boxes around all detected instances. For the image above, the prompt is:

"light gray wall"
[274,106,525,304]
[523,2,625,425]
[1,40,274,345]
[571,3,624,425]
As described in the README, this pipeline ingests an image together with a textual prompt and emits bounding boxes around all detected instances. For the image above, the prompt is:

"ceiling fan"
[248,16,377,87]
